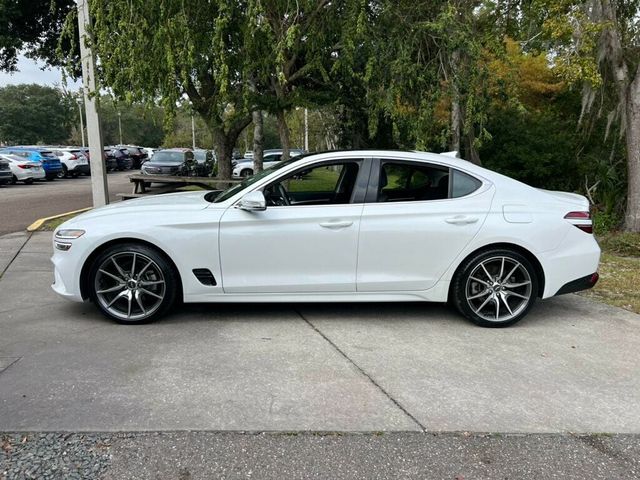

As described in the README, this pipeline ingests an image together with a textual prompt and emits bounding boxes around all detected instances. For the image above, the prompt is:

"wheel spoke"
[504,280,531,288]
[97,284,125,294]
[480,262,493,281]
[502,262,521,283]
[107,289,128,308]
[468,289,490,300]
[500,292,514,315]
[139,279,164,287]
[137,260,153,277]
[470,276,491,287]
[474,294,494,313]
[499,257,505,280]
[505,290,529,300]
[131,253,137,277]
[495,295,500,320]
[139,287,163,300]
[127,294,132,319]
[111,257,127,279]
[99,269,124,283]
[135,290,146,315]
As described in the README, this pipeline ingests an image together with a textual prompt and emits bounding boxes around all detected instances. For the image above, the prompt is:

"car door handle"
[319,220,353,229]
[445,215,479,225]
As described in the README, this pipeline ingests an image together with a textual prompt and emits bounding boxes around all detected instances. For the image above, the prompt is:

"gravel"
[0,433,112,480]
[1,432,639,480]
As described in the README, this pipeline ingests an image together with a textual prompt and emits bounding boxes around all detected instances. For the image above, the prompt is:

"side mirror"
[237,190,266,211]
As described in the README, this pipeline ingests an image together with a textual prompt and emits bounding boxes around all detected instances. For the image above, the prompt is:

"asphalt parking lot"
[0,171,133,235]
[1,231,639,434]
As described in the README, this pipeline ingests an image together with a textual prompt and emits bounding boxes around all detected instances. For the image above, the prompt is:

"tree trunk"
[252,110,264,173]
[449,50,462,154]
[450,93,461,154]
[624,65,640,232]
[213,133,234,180]
[276,109,291,161]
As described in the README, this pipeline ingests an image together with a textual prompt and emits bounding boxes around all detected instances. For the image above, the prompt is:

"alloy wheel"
[94,251,166,321]
[465,256,533,323]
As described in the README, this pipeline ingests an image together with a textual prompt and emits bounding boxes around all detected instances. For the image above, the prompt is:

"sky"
[0,54,81,90]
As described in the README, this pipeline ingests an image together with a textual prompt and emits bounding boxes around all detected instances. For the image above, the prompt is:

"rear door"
[356,158,494,292]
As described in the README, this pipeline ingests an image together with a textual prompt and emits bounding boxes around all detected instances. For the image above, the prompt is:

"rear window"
[40,151,56,158]
[451,169,482,198]
[153,151,187,163]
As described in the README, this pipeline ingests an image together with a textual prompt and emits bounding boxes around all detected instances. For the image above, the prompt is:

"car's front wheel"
[452,249,538,328]
[88,243,179,324]
[240,168,253,178]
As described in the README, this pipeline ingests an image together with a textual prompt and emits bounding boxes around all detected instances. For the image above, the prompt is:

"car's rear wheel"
[88,243,179,324]
[452,249,538,328]
[11,175,17,185]
[57,165,68,179]
[23,178,33,185]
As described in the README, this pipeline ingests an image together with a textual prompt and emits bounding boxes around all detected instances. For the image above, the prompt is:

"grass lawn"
[580,232,640,314]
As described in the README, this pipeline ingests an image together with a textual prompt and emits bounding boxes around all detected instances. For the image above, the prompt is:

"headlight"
[55,229,85,239]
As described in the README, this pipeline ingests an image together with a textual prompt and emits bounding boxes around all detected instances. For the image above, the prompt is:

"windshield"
[212,158,299,203]
[153,151,186,163]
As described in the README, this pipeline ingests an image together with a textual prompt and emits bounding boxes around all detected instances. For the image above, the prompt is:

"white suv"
[51,148,90,178]
[232,149,305,178]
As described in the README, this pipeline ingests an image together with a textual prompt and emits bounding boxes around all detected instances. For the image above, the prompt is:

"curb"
[26,207,92,232]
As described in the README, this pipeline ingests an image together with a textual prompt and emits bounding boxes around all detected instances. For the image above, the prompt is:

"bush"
[592,211,621,235]
[598,232,640,258]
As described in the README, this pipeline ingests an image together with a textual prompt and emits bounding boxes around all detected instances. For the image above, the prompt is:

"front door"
[219,159,369,293]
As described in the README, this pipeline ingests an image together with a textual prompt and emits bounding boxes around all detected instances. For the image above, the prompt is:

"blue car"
[0,146,63,180]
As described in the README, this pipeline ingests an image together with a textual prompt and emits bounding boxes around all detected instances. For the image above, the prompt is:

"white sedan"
[51,150,600,327]
[0,153,46,184]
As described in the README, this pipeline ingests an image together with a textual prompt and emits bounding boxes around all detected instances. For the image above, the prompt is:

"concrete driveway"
[1,232,639,434]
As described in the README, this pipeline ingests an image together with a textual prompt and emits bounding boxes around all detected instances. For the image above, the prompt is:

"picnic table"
[120,174,242,200]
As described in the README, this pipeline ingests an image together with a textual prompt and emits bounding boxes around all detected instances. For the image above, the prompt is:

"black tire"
[11,175,17,185]
[451,248,538,328]
[23,178,33,185]
[88,242,179,324]
[57,165,68,179]
[240,169,253,178]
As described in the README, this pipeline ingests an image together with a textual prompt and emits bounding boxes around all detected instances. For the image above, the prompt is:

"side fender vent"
[193,268,217,286]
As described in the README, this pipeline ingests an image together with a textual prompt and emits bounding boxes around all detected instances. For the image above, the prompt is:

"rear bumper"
[555,272,599,296]
[70,164,91,175]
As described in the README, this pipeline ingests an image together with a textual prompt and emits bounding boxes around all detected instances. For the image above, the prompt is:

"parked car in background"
[50,148,90,178]
[0,146,63,180]
[142,147,157,160]
[193,149,215,176]
[141,148,197,176]
[232,149,305,177]
[0,157,12,185]
[105,147,133,171]
[117,145,148,169]
[0,153,45,184]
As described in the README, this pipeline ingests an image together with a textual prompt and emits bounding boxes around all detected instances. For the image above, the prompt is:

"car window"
[264,161,360,207]
[153,151,186,162]
[377,162,449,202]
[451,169,482,198]
[40,151,56,158]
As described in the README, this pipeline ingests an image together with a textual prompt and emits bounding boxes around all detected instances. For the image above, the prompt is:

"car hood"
[61,191,212,227]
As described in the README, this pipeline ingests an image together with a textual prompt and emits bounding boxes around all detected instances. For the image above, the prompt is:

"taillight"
[564,211,593,234]
[70,154,77,159]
